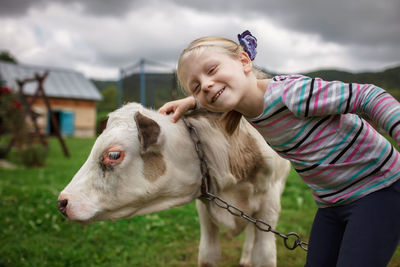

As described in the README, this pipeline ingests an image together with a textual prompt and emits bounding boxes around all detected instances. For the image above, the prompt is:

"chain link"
[183,118,308,252]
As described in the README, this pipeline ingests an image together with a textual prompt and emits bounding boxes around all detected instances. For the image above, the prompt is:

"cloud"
[0,0,399,79]
[171,0,400,46]
[0,0,141,17]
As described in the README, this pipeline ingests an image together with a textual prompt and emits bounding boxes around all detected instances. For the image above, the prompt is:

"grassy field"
[1,137,399,266]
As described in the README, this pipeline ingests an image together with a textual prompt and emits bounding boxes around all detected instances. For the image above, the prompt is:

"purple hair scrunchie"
[237,30,257,61]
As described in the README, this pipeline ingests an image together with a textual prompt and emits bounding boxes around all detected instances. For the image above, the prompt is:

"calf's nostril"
[57,199,68,217]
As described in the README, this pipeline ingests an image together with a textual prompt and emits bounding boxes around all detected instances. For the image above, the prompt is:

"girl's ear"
[239,51,253,74]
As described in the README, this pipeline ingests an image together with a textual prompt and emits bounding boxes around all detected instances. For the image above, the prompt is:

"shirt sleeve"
[281,75,400,146]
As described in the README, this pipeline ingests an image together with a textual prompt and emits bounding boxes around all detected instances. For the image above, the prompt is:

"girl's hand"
[159,96,196,122]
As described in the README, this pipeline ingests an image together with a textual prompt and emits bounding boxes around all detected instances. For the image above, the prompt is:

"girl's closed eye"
[208,66,217,75]
[192,83,200,94]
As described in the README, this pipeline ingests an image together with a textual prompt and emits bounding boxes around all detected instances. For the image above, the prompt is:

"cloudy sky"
[1,0,399,80]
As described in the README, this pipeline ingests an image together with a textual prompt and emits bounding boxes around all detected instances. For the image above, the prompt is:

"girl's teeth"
[212,88,225,103]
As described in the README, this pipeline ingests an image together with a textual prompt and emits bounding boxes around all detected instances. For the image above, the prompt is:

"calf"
[58,103,290,267]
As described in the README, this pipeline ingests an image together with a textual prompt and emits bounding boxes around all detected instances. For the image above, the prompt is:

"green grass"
[1,137,399,266]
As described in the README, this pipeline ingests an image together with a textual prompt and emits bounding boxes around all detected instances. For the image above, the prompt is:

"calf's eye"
[102,149,125,165]
[108,151,121,160]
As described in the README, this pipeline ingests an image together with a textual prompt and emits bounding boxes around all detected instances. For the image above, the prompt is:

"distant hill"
[303,65,400,95]
[92,64,400,104]
[91,79,117,91]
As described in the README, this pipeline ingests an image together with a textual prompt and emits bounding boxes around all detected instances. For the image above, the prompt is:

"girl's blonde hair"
[177,36,267,135]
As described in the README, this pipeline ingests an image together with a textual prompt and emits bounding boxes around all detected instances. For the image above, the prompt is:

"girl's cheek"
[197,95,206,106]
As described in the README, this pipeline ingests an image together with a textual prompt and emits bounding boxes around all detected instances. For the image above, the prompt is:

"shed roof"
[0,61,102,101]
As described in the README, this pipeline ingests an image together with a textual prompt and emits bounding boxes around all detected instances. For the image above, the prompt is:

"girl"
[159,31,400,266]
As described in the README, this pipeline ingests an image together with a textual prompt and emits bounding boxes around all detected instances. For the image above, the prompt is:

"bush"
[0,85,26,158]
[0,84,49,166]
[18,143,49,167]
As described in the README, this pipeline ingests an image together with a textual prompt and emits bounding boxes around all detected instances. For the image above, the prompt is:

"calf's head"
[58,103,201,224]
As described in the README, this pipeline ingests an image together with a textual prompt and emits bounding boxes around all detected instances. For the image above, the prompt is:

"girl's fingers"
[159,97,195,122]
[172,108,184,122]
[159,104,175,115]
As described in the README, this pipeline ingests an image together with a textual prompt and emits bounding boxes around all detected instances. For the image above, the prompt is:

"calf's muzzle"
[58,198,68,217]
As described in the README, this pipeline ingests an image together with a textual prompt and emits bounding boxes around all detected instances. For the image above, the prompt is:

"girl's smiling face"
[180,47,253,113]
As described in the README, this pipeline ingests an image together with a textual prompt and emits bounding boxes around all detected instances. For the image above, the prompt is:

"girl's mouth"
[211,87,225,103]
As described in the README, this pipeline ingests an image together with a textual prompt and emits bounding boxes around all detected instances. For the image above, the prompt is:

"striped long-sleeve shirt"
[248,75,400,207]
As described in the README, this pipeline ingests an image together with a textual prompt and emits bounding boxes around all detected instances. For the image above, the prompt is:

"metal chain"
[183,118,308,251]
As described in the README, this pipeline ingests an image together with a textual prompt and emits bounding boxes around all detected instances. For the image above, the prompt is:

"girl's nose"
[202,79,214,92]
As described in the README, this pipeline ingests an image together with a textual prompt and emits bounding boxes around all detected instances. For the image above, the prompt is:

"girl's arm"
[282,75,400,146]
[158,96,196,122]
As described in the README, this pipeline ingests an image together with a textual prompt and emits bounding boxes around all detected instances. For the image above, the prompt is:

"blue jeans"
[305,179,400,267]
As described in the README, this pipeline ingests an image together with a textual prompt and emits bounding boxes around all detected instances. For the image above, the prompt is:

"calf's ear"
[134,112,161,153]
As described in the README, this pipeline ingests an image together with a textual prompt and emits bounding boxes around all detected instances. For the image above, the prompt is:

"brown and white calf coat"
[58,103,290,267]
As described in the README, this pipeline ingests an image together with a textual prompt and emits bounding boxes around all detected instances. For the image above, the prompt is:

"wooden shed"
[0,61,102,138]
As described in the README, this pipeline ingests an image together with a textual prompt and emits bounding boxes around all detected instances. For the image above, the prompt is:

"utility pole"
[139,58,146,106]
[117,69,124,107]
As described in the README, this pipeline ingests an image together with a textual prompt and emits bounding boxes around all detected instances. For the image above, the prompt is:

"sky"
[1,0,399,80]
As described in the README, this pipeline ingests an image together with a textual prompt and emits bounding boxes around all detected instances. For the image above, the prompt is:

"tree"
[0,50,18,64]
[97,85,118,112]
